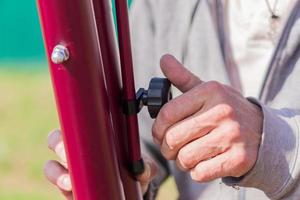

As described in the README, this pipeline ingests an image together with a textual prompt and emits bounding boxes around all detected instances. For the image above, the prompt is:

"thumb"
[160,54,203,93]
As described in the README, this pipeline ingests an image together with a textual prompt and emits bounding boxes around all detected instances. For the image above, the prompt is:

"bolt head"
[51,45,69,64]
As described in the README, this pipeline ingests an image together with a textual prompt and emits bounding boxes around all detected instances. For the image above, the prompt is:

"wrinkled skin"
[153,55,262,182]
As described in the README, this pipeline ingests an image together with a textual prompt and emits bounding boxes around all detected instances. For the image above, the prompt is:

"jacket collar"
[260,0,300,102]
[207,0,300,103]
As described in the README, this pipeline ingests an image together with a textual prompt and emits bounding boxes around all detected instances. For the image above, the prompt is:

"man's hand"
[44,130,157,199]
[44,130,72,200]
[152,54,263,182]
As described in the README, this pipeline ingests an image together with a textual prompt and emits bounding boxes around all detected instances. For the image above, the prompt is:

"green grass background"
[0,64,178,199]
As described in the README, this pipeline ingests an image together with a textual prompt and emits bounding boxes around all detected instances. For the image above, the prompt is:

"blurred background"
[0,0,177,199]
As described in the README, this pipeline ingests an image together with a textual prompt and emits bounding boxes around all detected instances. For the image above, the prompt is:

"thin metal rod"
[91,0,142,199]
[37,0,125,199]
[115,0,144,174]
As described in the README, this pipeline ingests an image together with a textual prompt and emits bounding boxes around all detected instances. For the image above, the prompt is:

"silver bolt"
[51,45,69,64]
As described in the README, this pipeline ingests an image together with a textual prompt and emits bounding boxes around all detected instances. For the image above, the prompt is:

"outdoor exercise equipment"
[37,0,172,199]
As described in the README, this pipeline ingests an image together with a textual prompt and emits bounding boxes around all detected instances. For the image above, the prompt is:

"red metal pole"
[37,0,125,199]
[91,0,142,199]
[115,0,144,175]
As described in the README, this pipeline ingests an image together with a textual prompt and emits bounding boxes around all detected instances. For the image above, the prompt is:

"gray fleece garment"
[130,0,300,199]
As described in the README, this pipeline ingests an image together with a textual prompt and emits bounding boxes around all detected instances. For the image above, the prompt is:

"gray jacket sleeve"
[223,99,300,200]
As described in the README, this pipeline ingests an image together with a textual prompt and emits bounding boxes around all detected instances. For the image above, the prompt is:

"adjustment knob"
[145,78,172,118]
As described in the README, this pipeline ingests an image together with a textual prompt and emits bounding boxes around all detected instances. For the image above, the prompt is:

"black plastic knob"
[125,78,172,118]
[141,78,172,118]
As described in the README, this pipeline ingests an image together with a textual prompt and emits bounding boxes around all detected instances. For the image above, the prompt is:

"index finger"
[152,84,209,144]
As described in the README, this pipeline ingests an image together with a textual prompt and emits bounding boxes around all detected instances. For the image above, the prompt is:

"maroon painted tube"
[115,0,144,174]
[91,0,142,199]
[37,0,125,199]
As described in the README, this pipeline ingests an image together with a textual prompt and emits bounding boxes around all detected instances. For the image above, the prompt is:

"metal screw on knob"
[51,45,69,64]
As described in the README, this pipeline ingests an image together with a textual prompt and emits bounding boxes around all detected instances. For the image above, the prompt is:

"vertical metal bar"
[37,0,125,199]
[91,0,142,199]
[115,0,144,175]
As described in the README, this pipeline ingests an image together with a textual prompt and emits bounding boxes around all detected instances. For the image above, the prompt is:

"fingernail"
[55,142,67,162]
[58,175,72,191]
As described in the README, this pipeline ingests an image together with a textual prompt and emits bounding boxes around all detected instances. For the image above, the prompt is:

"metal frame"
[37,0,143,199]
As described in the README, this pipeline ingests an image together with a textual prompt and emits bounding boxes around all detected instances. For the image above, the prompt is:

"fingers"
[48,130,67,167]
[44,160,72,192]
[190,151,232,182]
[160,122,212,160]
[160,104,232,159]
[152,84,209,144]
[160,54,203,93]
[47,131,73,199]
[136,159,158,194]
[175,125,232,170]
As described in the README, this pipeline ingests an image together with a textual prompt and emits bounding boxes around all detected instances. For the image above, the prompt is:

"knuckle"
[161,151,170,160]
[177,149,193,169]
[228,121,241,136]
[233,150,250,176]
[44,160,55,171]
[152,123,163,144]
[44,160,59,179]
[190,170,207,182]
[47,129,62,149]
[226,122,242,143]
[165,131,176,149]
[230,122,241,133]
[161,148,175,160]
[205,81,224,93]
[159,104,173,122]
[43,160,52,174]
[151,123,159,139]
[217,104,235,118]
